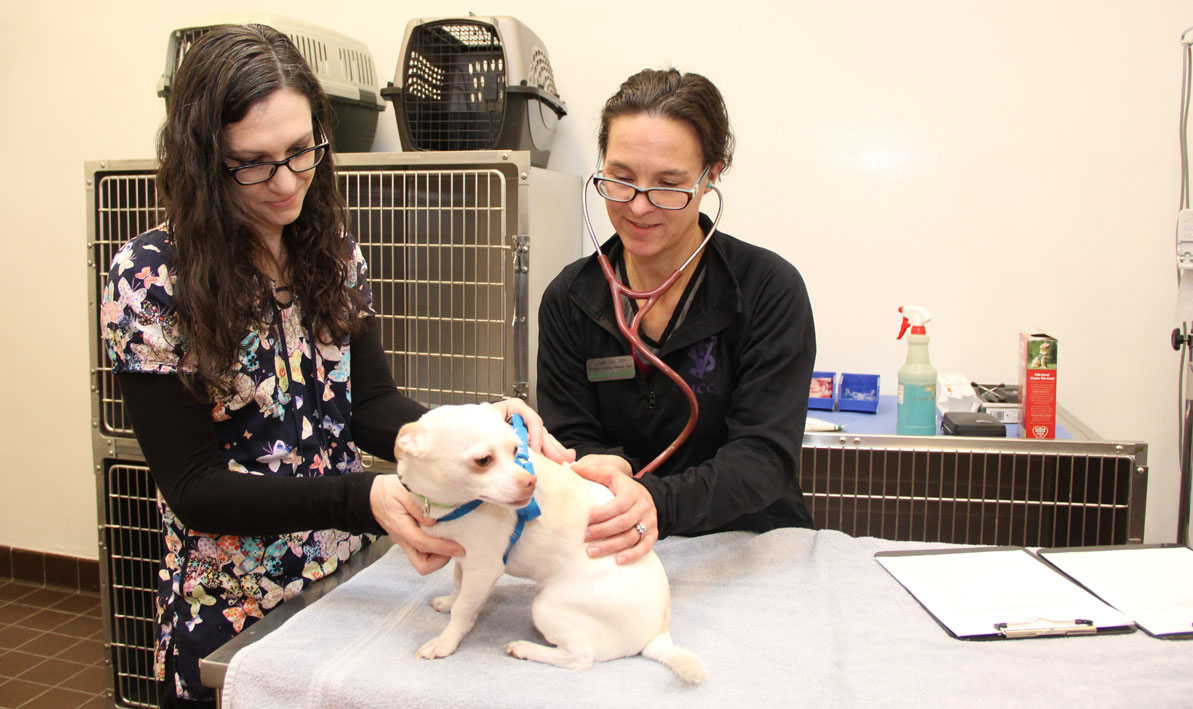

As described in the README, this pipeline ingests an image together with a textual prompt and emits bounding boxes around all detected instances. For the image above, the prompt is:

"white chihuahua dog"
[394,403,704,683]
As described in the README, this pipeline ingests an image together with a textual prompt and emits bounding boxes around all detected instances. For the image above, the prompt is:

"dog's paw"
[430,595,454,613]
[504,641,536,660]
[416,635,460,660]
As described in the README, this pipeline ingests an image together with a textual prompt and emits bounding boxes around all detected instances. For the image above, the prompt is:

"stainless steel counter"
[199,537,395,702]
[798,405,1148,546]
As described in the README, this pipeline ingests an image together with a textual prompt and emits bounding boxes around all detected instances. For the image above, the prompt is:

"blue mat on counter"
[809,395,1071,439]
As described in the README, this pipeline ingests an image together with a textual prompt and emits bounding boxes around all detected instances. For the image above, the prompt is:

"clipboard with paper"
[875,547,1135,639]
[1038,544,1193,639]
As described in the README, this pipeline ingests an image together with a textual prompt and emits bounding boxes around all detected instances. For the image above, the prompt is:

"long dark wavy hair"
[157,24,366,397]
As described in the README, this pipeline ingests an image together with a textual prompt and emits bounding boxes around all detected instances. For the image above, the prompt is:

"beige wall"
[2,0,1189,559]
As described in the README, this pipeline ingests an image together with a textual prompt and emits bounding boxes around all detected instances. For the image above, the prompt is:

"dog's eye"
[475,455,493,468]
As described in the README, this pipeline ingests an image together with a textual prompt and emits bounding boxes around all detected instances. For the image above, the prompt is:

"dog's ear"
[396,421,428,459]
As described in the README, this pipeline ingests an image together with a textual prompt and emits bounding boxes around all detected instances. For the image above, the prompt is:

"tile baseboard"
[0,545,101,593]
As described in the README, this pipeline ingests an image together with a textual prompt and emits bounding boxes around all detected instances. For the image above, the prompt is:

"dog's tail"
[641,631,705,684]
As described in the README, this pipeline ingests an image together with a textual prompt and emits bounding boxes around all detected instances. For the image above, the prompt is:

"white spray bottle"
[896,306,937,435]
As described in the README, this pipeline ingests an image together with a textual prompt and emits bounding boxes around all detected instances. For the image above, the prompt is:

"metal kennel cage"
[95,457,161,709]
[157,14,386,152]
[382,16,567,167]
[87,151,581,440]
[800,423,1148,547]
[86,150,583,706]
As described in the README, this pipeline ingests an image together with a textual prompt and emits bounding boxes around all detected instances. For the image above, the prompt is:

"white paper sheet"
[1040,546,1193,637]
[876,548,1133,638]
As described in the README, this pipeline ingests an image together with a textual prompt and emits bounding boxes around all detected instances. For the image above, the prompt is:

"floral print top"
[101,224,374,700]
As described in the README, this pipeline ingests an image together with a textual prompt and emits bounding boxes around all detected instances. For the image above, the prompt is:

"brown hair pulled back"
[598,68,735,173]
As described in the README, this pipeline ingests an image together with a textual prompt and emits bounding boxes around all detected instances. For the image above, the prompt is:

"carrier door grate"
[402,22,506,150]
[171,28,211,73]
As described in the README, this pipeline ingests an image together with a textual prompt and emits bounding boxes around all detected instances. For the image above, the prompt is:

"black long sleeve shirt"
[119,317,426,536]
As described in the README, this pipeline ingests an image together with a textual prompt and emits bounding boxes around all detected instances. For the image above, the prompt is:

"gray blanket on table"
[222,528,1193,708]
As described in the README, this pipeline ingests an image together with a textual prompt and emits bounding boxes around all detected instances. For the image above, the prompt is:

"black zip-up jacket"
[537,216,817,537]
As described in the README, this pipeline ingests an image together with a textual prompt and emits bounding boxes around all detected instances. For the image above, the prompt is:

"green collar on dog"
[412,492,477,520]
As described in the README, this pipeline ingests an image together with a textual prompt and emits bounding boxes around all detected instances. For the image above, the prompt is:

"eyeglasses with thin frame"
[224,133,330,186]
[593,165,712,210]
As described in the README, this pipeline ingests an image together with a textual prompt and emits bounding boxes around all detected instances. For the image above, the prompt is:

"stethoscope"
[581,161,724,477]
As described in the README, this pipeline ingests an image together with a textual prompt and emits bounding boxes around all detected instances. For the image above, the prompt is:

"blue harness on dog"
[428,414,541,563]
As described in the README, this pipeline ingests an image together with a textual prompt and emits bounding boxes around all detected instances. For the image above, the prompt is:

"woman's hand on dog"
[571,455,657,565]
[370,474,465,574]
[491,398,576,465]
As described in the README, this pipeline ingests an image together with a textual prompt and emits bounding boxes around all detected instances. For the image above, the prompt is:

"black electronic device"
[941,411,1007,437]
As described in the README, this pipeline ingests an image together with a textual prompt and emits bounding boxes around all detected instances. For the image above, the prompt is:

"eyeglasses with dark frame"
[593,165,712,210]
[224,134,330,186]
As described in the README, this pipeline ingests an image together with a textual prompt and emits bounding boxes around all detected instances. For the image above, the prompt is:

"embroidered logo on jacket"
[688,336,717,380]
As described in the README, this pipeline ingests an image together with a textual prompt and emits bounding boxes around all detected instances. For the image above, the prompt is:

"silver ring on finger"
[635,522,647,541]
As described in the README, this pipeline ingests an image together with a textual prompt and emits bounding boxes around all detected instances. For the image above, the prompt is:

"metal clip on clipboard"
[994,618,1097,638]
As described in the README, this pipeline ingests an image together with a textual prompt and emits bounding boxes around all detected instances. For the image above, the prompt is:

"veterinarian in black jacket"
[538,67,817,565]
[538,215,817,541]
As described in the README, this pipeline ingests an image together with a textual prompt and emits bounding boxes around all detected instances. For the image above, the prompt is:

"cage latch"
[512,235,529,274]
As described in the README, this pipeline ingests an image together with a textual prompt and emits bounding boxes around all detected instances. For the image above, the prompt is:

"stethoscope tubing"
[581,173,724,476]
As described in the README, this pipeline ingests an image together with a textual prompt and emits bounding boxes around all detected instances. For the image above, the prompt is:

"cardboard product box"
[1018,333,1057,439]
[979,401,1020,424]
[973,383,1020,424]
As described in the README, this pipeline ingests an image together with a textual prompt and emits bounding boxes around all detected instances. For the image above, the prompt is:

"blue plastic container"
[838,373,880,413]
[809,370,836,411]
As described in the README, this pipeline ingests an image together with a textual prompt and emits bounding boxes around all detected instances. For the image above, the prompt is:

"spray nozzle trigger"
[897,305,932,339]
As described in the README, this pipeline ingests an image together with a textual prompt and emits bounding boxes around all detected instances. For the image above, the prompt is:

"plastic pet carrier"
[157,14,386,152]
[382,16,567,168]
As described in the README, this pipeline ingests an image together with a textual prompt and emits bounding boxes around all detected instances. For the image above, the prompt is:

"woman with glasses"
[537,68,817,566]
[101,25,566,707]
